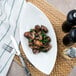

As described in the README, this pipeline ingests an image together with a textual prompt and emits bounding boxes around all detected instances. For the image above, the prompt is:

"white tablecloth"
[0,0,24,76]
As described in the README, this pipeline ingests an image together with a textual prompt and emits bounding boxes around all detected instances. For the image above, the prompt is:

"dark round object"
[62,21,73,33]
[63,34,74,46]
[35,25,41,32]
[69,27,76,42]
[67,10,76,24]
[41,25,48,33]
[24,32,31,38]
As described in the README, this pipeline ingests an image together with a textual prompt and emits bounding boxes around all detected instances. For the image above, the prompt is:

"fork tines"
[2,44,13,53]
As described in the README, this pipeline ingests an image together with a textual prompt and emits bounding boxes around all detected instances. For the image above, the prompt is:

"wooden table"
[7,0,76,76]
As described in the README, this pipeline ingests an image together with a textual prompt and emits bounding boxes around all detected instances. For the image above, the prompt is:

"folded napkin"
[0,0,24,76]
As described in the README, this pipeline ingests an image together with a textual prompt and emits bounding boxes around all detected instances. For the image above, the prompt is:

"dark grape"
[69,27,76,42]
[67,10,76,24]
[63,34,74,46]
[62,21,73,33]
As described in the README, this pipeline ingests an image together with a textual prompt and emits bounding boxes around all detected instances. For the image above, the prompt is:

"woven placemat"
[14,0,76,76]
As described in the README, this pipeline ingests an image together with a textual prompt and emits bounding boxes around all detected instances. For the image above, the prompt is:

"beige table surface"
[7,0,76,76]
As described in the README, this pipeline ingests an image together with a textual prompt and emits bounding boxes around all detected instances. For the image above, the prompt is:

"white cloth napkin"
[0,0,24,76]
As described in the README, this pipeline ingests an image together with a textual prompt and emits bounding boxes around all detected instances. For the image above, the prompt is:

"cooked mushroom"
[45,36,51,42]
[41,44,51,52]
[45,44,52,51]
[41,25,48,33]
[24,32,34,39]
[35,35,42,40]
[29,35,34,39]
[39,35,42,40]
[32,45,40,49]
[35,25,41,32]
[32,49,40,54]
[35,33,38,37]
[30,31,35,39]
[29,42,33,46]
[38,31,41,35]
[30,29,35,32]
[34,40,43,46]
[30,45,34,49]
[24,32,30,38]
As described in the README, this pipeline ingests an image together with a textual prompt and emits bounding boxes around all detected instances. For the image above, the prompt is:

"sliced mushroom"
[35,35,42,40]
[24,32,30,38]
[35,37,39,40]
[35,25,41,32]
[38,31,41,35]
[45,44,52,51]
[32,49,40,54]
[30,29,35,32]
[32,45,40,49]
[46,36,51,42]
[30,45,34,49]
[39,35,42,40]
[35,33,39,37]
[30,31,36,39]
[41,25,48,33]
[24,32,34,39]
[30,35,34,39]
[41,44,51,52]
[34,40,43,46]
[29,42,33,46]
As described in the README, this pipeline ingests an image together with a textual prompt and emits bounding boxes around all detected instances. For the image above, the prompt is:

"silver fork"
[3,43,32,76]
[2,43,13,53]
[10,36,31,76]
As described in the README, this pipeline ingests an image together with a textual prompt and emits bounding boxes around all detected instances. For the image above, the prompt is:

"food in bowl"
[24,25,52,54]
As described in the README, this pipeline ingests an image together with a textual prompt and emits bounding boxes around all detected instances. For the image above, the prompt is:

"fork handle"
[19,55,31,76]
[24,67,31,76]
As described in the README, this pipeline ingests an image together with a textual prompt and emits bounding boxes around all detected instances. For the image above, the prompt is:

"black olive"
[67,10,76,24]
